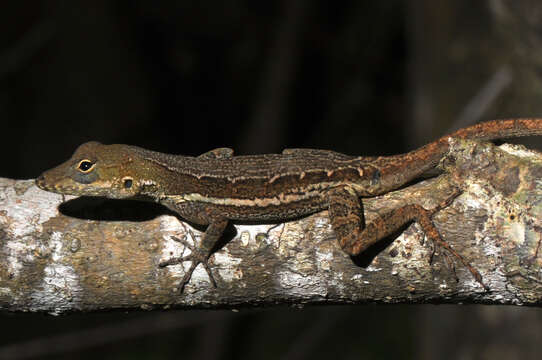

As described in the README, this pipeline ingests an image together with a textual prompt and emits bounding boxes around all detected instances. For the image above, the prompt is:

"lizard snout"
[35,174,47,189]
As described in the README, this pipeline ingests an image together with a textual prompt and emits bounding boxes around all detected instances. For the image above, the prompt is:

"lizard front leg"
[327,185,488,290]
[159,205,228,292]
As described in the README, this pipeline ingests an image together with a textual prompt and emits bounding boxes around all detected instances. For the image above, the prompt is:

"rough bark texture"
[1,139,541,314]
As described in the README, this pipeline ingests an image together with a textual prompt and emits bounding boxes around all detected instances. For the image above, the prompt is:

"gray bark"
[1,139,541,314]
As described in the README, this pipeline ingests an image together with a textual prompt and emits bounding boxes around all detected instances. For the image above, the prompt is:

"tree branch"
[1,139,542,314]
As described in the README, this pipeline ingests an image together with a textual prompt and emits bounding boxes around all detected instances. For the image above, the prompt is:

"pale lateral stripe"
[182,191,321,207]
[171,180,374,207]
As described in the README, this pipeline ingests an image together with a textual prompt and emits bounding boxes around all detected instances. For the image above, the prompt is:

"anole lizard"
[35,118,542,292]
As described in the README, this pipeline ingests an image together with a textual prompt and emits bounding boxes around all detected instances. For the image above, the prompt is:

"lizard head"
[36,141,151,199]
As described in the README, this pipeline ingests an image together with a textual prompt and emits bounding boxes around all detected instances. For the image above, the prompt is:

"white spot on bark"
[503,222,525,245]
[316,250,332,271]
[50,232,64,262]
[277,271,326,297]
[1,183,72,237]
[0,287,11,296]
[214,250,242,284]
[1,183,78,279]
[158,215,185,234]
[30,231,82,315]
[240,231,250,246]
[30,264,81,315]
[234,224,276,248]
[5,237,36,277]
[213,251,242,266]
[500,143,540,159]
[460,183,490,209]
[365,265,382,272]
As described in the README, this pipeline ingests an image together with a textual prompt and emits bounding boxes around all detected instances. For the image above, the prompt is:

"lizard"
[35,118,542,292]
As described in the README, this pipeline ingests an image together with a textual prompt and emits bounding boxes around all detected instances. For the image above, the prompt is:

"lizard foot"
[159,232,217,293]
[427,188,489,291]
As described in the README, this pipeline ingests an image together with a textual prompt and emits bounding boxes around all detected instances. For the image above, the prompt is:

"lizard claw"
[159,232,217,293]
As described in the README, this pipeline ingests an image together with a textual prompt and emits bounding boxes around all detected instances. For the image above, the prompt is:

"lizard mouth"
[35,174,51,191]
[35,174,82,195]
[35,172,129,198]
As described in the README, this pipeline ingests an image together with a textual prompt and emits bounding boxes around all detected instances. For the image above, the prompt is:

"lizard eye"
[77,160,95,173]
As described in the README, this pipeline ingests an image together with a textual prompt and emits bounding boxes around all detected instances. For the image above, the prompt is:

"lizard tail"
[374,118,542,193]
[447,118,542,141]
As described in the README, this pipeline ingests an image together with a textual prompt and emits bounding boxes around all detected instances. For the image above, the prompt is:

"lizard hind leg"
[326,185,488,290]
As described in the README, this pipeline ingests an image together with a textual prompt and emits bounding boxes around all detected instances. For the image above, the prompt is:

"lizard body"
[36,118,542,291]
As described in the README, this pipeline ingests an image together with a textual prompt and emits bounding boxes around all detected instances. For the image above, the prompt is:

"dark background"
[2,1,542,359]
[2,1,407,179]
